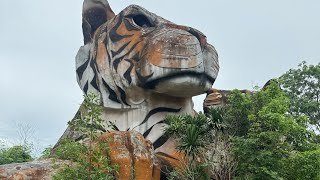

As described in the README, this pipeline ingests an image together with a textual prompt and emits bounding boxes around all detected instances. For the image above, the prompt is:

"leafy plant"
[0,145,33,165]
[39,145,52,159]
[52,93,118,180]
[165,109,234,180]
[53,139,117,180]
[223,90,252,136]
[285,149,320,180]
[52,139,86,162]
[279,61,320,131]
[230,80,320,180]
[178,124,205,158]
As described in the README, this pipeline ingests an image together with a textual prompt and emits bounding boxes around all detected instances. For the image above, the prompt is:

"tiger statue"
[57,0,219,163]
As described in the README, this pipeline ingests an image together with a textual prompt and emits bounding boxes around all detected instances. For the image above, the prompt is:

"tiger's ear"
[82,0,115,44]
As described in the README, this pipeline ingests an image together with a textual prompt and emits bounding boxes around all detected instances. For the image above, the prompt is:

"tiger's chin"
[144,73,214,97]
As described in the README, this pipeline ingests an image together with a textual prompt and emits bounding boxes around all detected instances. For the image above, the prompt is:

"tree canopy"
[227,80,320,179]
[0,145,33,165]
[280,61,320,131]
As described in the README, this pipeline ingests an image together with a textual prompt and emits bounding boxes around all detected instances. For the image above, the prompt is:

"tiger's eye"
[131,14,153,28]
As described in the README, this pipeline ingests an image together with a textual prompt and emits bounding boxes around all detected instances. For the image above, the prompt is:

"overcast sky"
[0,0,319,150]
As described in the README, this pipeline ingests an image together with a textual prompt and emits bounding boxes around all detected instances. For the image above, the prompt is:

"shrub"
[52,93,118,179]
[165,109,235,180]
[0,145,33,165]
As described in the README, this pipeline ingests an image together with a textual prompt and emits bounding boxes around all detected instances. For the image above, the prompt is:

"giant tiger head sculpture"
[76,0,219,109]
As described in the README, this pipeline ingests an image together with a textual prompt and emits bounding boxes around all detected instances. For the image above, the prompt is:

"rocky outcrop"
[204,80,275,112]
[99,131,161,180]
[204,88,253,112]
[0,131,161,180]
[0,159,70,180]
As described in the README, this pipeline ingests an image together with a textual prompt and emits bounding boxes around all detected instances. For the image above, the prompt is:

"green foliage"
[53,93,118,180]
[68,93,109,138]
[0,145,33,165]
[164,115,186,136]
[54,165,115,180]
[285,149,320,180]
[165,62,320,179]
[53,139,118,180]
[165,113,211,159]
[168,162,210,180]
[205,108,227,133]
[279,61,320,130]
[165,109,231,180]
[179,124,206,158]
[52,165,82,180]
[224,90,251,136]
[53,161,116,180]
[40,145,52,159]
[228,81,320,179]
[53,139,86,162]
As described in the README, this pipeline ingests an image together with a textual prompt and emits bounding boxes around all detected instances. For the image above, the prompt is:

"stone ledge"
[0,159,70,180]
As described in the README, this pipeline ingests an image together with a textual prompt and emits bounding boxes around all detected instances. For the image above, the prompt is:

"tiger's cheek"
[116,21,131,37]
[116,59,138,87]
[132,41,144,57]
[96,41,109,71]
[115,20,142,44]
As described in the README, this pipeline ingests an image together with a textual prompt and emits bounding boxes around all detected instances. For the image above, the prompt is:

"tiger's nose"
[164,24,207,50]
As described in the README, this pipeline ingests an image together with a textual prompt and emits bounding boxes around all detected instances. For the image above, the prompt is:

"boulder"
[204,88,253,112]
[0,159,70,180]
[99,131,161,180]
[0,131,161,180]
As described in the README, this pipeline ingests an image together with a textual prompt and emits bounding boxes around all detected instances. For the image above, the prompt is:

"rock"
[203,79,277,112]
[0,159,70,180]
[204,88,253,112]
[0,131,160,180]
[99,131,160,180]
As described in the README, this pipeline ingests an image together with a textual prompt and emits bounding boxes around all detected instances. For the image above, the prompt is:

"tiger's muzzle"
[137,25,219,97]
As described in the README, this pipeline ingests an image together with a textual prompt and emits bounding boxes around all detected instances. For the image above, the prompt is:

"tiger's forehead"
[118,5,173,25]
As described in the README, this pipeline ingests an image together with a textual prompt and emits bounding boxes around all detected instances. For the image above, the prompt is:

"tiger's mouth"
[143,71,215,97]
[135,66,215,97]
[144,71,215,88]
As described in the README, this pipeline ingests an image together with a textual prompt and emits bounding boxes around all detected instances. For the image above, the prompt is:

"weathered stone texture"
[0,159,70,180]
[204,88,253,112]
[99,131,160,180]
[0,131,160,180]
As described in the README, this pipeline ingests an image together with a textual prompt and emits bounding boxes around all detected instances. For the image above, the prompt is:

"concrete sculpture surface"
[59,0,219,154]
